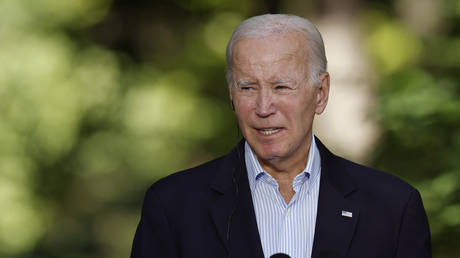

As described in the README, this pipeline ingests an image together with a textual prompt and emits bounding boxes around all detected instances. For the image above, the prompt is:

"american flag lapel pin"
[341,210,353,218]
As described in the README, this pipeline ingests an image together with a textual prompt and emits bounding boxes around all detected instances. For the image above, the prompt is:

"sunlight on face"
[230,31,326,167]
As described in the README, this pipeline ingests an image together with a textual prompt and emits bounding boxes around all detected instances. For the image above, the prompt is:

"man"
[131,14,432,258]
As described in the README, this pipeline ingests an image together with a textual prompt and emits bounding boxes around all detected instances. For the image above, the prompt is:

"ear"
[229,89,235,111]
[315,72,330,115]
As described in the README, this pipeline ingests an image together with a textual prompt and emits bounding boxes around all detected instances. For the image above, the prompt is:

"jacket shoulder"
[339,156,418,198]
[315,137,418,198]
[148,154,227,195]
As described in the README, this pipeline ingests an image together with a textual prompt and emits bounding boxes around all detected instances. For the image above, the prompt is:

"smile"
[258,128,282,135]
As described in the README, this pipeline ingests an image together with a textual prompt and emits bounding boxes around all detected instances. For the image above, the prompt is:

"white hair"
[225,14,327,88]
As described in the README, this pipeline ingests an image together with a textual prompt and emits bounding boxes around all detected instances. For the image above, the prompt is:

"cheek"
[278,96,304,112]
[280,97,315,123]
[234,98,254,116]
[234,103,252,125]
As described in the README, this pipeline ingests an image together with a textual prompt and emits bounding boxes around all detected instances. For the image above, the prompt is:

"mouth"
[256,127,283,136]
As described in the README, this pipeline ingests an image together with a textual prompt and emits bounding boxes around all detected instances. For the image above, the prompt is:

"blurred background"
[0,0,459,257]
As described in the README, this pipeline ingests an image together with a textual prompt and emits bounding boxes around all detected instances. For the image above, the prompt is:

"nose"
[255,88,275,117]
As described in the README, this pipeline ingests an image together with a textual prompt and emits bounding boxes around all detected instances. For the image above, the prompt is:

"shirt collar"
[245,135,321,194]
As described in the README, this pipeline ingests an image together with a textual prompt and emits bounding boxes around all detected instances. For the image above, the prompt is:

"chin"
[251,143,285,161]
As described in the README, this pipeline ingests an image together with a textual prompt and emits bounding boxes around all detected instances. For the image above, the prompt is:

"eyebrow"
[272,79,294,84]
[235,80,257,87]
[235,78,297,88]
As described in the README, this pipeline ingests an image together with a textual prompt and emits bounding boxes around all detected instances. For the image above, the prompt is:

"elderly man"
[131,14,432,258]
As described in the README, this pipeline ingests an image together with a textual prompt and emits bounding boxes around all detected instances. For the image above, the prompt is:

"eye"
[275,85,290,90]
[241,86,254,91]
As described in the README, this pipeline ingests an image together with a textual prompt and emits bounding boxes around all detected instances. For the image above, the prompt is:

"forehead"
[231,31,308,77]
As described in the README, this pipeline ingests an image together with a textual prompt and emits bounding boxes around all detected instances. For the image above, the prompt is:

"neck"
[257,136,313,204]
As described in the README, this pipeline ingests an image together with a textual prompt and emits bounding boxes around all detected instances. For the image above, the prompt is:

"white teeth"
[260,128,280,135]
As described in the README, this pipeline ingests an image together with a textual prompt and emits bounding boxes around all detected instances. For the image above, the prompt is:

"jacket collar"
[211,137,358,195]
[209,137,359,258]
[210,139,245,195]
[312,136,359,258]
[315,136,357,197]
[209,139,265,258]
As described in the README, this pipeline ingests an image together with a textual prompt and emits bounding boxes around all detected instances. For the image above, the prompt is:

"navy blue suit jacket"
[131,138,432,258]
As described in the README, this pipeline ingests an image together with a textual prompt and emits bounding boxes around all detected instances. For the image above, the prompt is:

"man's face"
[230,32,329,164]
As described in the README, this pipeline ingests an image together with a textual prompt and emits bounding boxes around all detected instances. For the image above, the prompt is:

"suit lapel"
[209,140,264,258]
[210,138,359,258]
[312,138,360,258]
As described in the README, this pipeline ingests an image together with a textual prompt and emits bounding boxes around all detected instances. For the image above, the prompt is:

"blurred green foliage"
[0,0,459,257]
[0,0,242,257]
[363,1,460,256]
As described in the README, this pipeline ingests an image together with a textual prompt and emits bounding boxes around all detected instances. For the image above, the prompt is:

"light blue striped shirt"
[245,137,321,258]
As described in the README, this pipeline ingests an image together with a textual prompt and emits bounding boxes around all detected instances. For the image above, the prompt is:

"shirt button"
[285,210,290,216]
